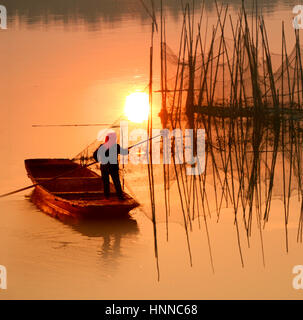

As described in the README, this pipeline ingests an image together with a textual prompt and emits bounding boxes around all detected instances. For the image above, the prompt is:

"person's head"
[105,132,117,145]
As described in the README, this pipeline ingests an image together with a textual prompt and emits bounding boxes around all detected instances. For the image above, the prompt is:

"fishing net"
[162,37,303,111]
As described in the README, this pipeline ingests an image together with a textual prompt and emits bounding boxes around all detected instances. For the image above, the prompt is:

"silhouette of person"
[93,132,128,200]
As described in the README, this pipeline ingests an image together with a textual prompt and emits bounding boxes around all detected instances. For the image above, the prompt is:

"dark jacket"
[93,143,128,170]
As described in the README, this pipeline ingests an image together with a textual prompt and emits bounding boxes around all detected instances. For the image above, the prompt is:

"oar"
[0,134,162,198]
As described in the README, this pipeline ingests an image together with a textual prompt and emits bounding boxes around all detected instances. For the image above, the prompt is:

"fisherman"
[93,132,128,200]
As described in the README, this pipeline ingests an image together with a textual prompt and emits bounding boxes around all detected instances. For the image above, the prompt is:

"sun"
[124,92,150,123]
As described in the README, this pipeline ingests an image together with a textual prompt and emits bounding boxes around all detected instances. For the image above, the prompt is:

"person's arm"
[117,144,128,155]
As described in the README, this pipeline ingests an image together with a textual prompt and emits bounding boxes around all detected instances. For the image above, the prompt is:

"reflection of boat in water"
[25,159,139,220]
[67,217,139,238]
[66,217,140,261]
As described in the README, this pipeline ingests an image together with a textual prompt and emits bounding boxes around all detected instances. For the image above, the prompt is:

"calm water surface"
[0,0,303,299]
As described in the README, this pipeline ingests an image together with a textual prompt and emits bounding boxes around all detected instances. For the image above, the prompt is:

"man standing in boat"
[93,132,128,200]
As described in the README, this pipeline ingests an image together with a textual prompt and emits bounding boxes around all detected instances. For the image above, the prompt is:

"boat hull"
[25,159,139,220]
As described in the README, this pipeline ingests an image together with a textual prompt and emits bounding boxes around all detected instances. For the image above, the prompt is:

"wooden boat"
[25,159,139,220]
